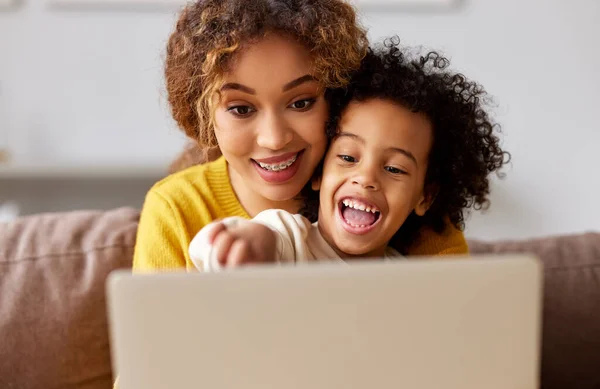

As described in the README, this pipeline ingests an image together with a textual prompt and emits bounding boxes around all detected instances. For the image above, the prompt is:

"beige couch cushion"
[0,208,138,389]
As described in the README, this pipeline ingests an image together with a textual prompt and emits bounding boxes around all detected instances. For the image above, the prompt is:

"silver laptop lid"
[107,255,542,389]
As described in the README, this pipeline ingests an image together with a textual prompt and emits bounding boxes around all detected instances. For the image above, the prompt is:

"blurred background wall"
[1,0,598,240]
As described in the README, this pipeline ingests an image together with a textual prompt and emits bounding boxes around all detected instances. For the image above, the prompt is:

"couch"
[1,207,599,389]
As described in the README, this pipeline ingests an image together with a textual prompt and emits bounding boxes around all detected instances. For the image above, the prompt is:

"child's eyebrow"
[389,146,418,166]
[336,132,418,166]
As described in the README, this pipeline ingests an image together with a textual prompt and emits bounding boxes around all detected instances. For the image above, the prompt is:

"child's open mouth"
[337,197,382,235]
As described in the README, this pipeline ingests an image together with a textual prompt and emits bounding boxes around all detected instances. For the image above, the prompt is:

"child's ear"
[415,185,438,216]
[311,176,322,191]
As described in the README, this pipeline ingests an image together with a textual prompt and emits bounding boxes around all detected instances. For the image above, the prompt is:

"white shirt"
[189,209,402,272]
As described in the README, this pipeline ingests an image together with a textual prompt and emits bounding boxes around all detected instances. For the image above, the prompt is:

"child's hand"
[206,221,278,269]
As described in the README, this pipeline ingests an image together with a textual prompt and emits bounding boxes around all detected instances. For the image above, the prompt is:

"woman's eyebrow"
[220,83,256,94]
[220,75,315,95]
[283,75,316,92]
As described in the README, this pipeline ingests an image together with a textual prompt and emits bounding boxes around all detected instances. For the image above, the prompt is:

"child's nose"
[351,166,379,190]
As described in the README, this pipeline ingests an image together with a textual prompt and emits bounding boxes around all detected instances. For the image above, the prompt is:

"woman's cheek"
[301,108,329,154]
[214,114,253,155]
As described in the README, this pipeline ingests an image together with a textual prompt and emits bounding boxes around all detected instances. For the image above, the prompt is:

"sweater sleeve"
[132,190,187,272]
[188,216,248,272]
[252,209,313,262]
[188,210,313,271]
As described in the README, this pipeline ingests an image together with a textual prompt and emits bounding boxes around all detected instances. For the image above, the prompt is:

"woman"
[134,0,468,272]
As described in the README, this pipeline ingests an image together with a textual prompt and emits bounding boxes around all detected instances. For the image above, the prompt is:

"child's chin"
[336,241,375,258]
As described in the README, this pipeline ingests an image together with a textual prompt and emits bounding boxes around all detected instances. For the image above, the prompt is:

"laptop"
[106,255,542,389]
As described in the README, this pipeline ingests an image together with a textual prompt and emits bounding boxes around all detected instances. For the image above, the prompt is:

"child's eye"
[227,105,255,117]
[385,166,407,175]
[338,155,356,163]
[289,98,316,111]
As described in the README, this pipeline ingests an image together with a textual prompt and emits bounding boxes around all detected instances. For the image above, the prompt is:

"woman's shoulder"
[151,156,228,198]
[142,156,247,222]
[133,156,245,272]
[406,223,469,256]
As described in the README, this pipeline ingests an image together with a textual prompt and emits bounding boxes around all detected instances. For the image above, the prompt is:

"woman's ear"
[311,175,322,191]
[414,185,438,216]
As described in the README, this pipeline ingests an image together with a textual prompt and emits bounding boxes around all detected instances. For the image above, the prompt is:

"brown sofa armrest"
[0,208,139,389]
[469,232,600,389]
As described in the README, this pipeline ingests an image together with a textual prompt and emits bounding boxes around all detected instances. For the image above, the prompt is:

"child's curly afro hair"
[304,37,510,251]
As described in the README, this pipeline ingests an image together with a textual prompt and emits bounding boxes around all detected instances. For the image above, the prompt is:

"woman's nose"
[256,112,293,151]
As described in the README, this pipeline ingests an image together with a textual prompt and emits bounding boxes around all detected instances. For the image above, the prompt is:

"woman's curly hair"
[165,0,368,149]
[302,37,510,252]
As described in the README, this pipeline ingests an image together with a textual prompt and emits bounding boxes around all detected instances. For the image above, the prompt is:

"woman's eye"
[227,105,254,117]
[338,155,356,163]
[289,98,316,110]
[385,166,406,175]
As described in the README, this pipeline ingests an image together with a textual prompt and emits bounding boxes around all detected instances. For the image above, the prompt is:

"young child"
[189,38,509,271]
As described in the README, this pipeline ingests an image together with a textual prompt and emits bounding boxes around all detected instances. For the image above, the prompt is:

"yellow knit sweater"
[133,156,468,271]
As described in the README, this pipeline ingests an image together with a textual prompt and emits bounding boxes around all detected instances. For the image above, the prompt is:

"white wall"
[0,2,185,217]
[1,0,599,240]
[0,2,186,167]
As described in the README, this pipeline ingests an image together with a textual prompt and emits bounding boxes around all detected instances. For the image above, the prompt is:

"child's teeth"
[348,222,367,228]
[342,199,379,214]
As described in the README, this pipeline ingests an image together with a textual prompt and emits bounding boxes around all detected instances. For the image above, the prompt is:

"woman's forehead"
[223,34,316,82]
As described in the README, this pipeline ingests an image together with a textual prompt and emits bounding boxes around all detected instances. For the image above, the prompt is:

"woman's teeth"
[342,199,379,214]
[257,154,297,171]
